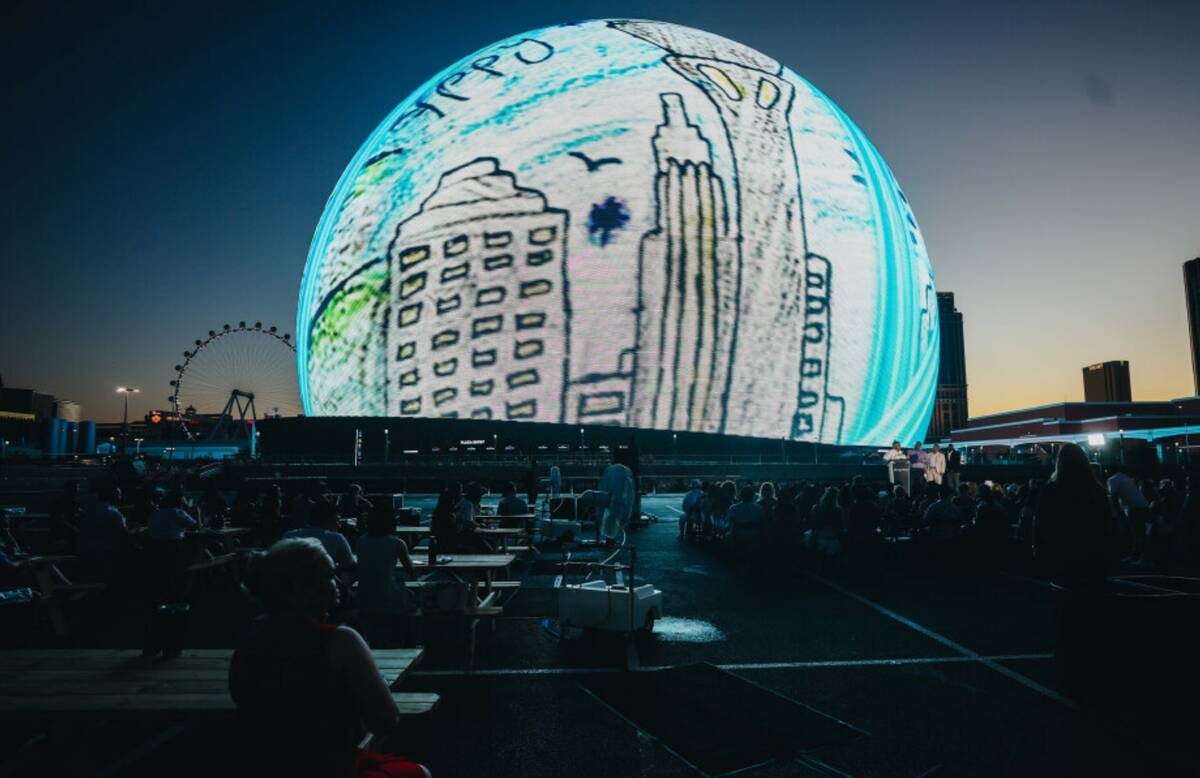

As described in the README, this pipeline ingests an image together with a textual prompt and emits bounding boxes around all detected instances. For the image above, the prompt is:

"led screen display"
[298,19,939,445]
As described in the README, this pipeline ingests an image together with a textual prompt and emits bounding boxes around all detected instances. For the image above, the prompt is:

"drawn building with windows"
[632,93,736,434]
[385,158,570,422]
[612,20,842,443]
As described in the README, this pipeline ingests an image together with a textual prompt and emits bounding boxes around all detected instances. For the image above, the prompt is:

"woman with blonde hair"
[230,538,430,777]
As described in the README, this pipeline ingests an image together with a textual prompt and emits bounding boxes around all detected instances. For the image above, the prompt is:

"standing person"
[680,480,704,539]
[945,444,962,491]
[548,465,562,499]
[926,443,946,486]
[910,442,928,483]
[1034,444,1113,585]
[1107,464,1149,561]
[883,440,908,490]
[523,458,539,510]
[230,539,430,778]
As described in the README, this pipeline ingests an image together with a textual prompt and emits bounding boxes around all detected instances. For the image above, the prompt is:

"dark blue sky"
[3,0,1198,420]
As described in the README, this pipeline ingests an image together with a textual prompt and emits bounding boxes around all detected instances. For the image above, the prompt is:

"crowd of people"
[676,443,1200,581]
[7,444,1200,776]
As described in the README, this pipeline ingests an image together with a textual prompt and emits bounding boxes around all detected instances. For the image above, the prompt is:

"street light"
[1119,428,1125,466]
[579,427,585,450]
[116,387,140,454]
[384,428,390,464]
[673,433,678,460]
[133,437,143,457]
[493,433,498,461]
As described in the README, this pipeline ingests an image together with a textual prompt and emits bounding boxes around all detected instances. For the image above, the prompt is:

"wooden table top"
[0,648,428,714]
[410,554,515,570]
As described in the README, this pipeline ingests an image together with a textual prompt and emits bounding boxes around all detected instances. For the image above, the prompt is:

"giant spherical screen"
[298,19,939,445]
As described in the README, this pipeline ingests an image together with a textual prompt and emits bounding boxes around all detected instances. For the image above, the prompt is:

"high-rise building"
[1185,258,1200,396]
[928,292,967,439]
[1082,360,1132,403]
[386,158,570,422]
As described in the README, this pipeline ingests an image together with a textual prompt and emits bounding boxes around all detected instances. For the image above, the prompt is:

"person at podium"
[884,441,908,485]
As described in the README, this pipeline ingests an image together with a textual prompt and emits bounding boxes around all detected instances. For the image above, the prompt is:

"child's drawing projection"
[298,20,939,445]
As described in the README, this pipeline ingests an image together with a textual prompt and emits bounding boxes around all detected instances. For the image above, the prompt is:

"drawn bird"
[567,151,623,172]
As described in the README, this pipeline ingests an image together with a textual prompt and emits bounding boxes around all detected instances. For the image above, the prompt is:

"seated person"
[148,490,199,541]
[338,484,373,522]
[726,485,766,548]
[230,539,430,778]
[921,486,963,540]
[77,484,132,583]
[450,483,492,552]
[495,482,529,528]
[285,498,356,577]
[200,485,228,530]
[145,490,206,601]
[355,504,416,643]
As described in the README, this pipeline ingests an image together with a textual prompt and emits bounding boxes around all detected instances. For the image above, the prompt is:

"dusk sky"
[2,0,1198,423]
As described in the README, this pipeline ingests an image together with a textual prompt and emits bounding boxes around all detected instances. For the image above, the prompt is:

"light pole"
[673,433,678,460]
[1180,405,1190,466]
[116,387,140,454]
[134,437,143,457]
[493,433,498,461]
[1119,428,1125,466]
[384,428,390,464]
[579,427,585,450]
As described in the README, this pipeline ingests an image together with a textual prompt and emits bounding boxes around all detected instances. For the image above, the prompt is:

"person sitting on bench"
[231,538,431,778]
[495,482,528,528]
[77,483,133,584]
[285,498,356,580]
[356,502,417,645]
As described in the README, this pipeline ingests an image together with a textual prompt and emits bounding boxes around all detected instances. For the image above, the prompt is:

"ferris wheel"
[168,322,301,439]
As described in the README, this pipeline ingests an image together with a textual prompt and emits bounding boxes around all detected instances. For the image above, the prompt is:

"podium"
[888,460,910,493]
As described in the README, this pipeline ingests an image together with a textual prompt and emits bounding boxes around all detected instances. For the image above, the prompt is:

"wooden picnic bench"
[0,648,435,714]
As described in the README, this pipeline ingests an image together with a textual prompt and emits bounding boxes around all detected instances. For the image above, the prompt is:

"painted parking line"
[409,653,1054,679]
[802,570,1194,770]
[802,571,1078,709]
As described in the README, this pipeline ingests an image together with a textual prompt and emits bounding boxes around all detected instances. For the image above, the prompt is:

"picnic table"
[411,553,515,597]
[0,648,434,715]
[473,526,532,551]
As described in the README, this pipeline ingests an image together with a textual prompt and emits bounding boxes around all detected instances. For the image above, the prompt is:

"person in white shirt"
[926,443,947,486]
[1107,465,1150,559]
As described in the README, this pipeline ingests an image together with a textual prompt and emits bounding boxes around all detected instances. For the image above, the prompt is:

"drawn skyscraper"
[612,20,841,442]
[633,93,735,433]
[385,158,570,422]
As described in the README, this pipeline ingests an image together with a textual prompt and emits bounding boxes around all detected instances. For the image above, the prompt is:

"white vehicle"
[556,464,664,634]
[558,578,662,633]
